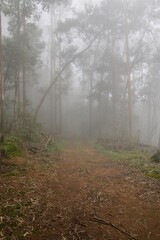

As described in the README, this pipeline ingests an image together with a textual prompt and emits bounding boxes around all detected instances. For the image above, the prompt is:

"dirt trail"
[0,143,160,240]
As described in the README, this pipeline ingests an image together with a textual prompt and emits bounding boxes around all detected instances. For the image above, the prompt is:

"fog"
[1,2,160,239]
[1,0,160,145]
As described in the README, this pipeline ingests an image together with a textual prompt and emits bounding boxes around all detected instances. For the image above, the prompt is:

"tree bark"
[0,2,4,134]
[58,6,62,135]
[125,0,132,142]
[22,0,26,123]
[14,0,21,127]
[50,3,54,133]
[111,32,117,139]
[89,65,93,137]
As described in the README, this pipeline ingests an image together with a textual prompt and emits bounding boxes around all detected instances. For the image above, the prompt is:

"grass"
[95,144,160,180]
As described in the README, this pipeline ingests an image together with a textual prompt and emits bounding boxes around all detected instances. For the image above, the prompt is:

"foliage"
[95,143,160,180]
[0,138,23,158]
[1,0,160,142]
[144,168,160,180]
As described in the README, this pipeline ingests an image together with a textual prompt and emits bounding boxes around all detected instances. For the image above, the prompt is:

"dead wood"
[45,137,53,149]
[90,217,138,240]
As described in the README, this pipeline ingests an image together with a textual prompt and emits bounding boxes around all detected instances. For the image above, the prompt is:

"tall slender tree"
[0,0,4,136]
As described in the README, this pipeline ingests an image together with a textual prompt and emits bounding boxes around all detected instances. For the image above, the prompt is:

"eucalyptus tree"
[56,0,159,140]
[2,0,44,129]
[0,0,4,137]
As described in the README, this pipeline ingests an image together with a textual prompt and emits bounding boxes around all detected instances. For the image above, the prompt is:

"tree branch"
[91,217,138,240]
[34,33,101,119]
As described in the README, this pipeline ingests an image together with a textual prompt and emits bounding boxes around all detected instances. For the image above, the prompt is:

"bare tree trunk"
[14,0,21,127]
[89,68,93,137]
[58,76,62,134]
[22,0,26,123]
[88,40,101,137]
[111,33,117,139]
[50,3,54,133]
[0,3,4,136]
[125,0,132,142]
[53,8,58,134]
[58,6,62,135]
[97,42,108,139]
[98,92,102,138]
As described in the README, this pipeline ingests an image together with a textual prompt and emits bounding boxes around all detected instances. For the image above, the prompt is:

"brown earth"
[0,143,160,240]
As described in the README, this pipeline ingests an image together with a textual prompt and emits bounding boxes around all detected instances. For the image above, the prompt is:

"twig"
[74,226,81,240]
[90,217,138,240]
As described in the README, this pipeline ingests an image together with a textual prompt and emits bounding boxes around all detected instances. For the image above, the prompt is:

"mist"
[0,1,160,240]
[33,0,160,146]
[0,0,160,146]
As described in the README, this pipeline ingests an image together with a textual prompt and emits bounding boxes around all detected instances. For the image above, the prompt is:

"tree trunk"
[58,6,62,135]
[22,0,26,123]
[125,0,132,142]
[50,3,54,133]
[89,68,93,137]
[0,3,4,135]
[98,92,102,138]
[111,33,117,139]
[14,0,21,127]
[88,40,101,137]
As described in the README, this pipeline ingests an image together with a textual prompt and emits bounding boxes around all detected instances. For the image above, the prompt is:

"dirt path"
[0,143,160,240]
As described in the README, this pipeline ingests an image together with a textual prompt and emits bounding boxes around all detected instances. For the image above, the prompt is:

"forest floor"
[0,142,160,240]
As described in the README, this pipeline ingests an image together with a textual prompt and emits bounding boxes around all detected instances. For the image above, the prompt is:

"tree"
[3,0,44,129]
[0,0,4,137]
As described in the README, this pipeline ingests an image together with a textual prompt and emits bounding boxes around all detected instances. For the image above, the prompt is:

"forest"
[0,0,160,143]
[0,0,160,240]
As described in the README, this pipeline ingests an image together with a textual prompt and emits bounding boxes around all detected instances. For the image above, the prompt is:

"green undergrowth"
[95,144,160,180]
[47,139,67,153]
[143,168,160,179]
[0,137,23,158]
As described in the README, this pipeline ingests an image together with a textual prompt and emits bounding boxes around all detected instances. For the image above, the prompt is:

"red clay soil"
[0,143,160,240]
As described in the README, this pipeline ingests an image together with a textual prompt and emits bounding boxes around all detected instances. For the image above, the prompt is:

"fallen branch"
[45,137,53,149]
[90,217,138,240]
